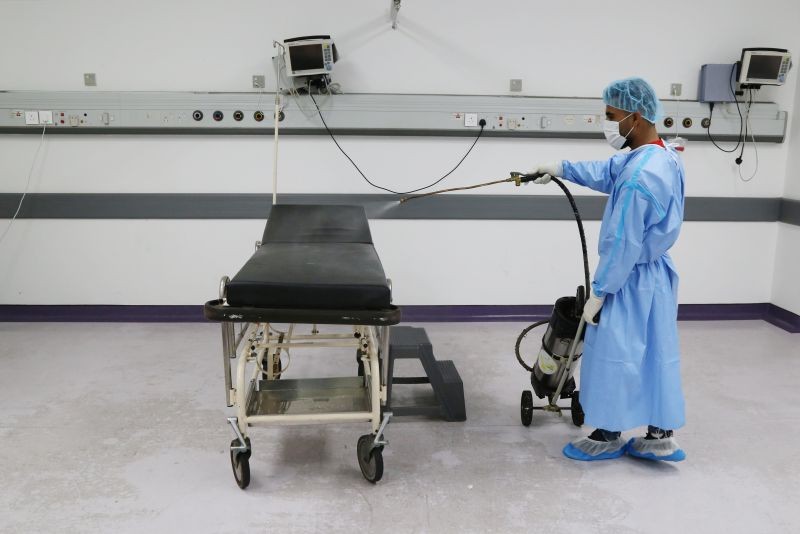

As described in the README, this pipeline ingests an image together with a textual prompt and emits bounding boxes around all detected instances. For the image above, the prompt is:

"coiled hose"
[513,175,590,372]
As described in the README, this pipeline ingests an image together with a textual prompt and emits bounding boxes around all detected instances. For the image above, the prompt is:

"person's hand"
[582,289,604,325]
[529,161,564,184]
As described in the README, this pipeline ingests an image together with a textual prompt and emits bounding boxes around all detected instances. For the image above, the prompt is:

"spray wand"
[399,172,541,203]
[400,171,591,305]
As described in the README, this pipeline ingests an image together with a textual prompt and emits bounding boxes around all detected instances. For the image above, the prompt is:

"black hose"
[514,176,591,372]
[548,176,591,302]
[515,320,549,372]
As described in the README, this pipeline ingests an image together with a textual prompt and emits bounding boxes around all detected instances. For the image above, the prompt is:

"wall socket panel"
[252,75,266,89]
[0,91,787,142]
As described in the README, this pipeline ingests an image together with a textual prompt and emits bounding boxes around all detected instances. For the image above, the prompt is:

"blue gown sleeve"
[562,159,615,194]
[592,182,658,297]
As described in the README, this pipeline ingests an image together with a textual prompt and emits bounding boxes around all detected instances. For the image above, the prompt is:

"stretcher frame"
[204,277,401,487]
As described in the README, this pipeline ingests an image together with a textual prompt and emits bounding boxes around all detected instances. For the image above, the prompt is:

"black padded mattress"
[261,204,374,244]
[225,205,392,310]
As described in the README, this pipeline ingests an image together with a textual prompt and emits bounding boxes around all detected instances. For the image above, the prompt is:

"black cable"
[705,63,744,153]
[736,88,754,165]
[308,92,485,195]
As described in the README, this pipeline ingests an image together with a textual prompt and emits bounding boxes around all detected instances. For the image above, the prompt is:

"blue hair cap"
[603,77,662,124]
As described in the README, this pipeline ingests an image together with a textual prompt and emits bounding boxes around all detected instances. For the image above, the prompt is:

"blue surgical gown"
[562,143,686,431]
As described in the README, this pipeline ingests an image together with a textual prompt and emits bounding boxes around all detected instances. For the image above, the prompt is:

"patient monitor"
[283,36,338,78]
[275,35,339,94]
[738,48,792,88]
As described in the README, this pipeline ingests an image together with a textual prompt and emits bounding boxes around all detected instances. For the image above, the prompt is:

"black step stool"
[386,326,466,421]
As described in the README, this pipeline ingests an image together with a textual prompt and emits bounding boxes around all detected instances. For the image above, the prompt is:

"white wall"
[1,0,799,307]
[772,68,800,315]
[772,224,800,314]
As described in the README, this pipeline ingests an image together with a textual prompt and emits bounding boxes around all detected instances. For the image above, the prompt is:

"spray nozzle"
[511,172,546,186]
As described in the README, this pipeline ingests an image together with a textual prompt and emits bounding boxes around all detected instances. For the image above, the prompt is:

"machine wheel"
[356,434,384,483]
[230,437,252,489]
[560,376,577,399]
[521,390,534,427]
[571,391,585,427]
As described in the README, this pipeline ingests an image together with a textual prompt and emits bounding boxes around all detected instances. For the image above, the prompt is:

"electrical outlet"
[464,113,478,127]
[84,73,97,86]
[38,110,54,125]
[252,75,265,89]
[510,79,522,92]
[25,111,39,125]
[670,83,682,97]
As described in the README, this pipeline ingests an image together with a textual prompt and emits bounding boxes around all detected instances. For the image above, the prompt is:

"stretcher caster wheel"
[571,391,585,427]
[356,434,384,483]
[230,437,251,489]
[521,390,534,427]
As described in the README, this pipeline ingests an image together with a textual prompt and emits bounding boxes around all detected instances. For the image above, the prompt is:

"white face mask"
[603,112,635,150]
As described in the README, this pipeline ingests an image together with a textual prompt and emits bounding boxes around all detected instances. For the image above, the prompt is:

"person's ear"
[627,111,644,133]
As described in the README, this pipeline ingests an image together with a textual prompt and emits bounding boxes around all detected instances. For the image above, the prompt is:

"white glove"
[529,161,564,184]
[582,289,605,325]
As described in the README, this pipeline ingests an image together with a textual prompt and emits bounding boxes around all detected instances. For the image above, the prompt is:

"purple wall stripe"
[0,305,204,323]
[764,304,800,334]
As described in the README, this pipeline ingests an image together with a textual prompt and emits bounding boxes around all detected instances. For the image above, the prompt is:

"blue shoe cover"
[625,437,686,462]
[562,437,627,461]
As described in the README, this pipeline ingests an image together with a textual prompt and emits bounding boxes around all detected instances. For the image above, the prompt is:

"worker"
[530,77,686,462]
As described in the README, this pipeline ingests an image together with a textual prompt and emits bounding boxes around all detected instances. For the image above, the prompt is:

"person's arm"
[561,159,616,194]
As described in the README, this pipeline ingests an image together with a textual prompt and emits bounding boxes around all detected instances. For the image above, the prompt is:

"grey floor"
[1,320,799,534]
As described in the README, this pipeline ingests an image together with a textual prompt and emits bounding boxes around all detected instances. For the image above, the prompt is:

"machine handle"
[550,316,586,404]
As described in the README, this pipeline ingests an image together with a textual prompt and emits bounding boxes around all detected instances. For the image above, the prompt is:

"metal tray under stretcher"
[247,377,370,418]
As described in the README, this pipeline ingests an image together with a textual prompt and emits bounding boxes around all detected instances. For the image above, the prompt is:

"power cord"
[308,91,486,195]
[705,63,744,153]
[735,88,754,166]
[704,64,760,180]
[0,123,47,246]
[738,89,759,182]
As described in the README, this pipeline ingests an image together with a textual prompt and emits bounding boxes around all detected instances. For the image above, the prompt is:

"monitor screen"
[289,44,324,72]
[746,55,783,80]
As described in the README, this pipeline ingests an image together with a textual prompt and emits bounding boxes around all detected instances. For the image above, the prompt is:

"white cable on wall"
[738,113,759,183]
[0,123,47,246]
[738,93,759,183]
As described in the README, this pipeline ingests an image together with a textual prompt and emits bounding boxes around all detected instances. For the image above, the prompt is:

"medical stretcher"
[204,205,401,487]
